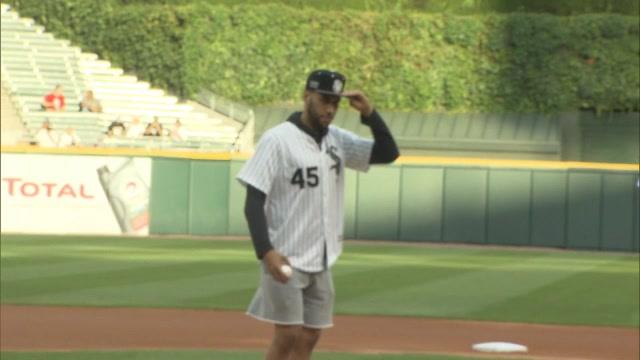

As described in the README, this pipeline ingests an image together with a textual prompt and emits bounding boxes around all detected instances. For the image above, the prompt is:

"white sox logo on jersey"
[326,145,341,176]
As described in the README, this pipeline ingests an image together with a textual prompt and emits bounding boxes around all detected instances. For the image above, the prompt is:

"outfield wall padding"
[150,159,230,236]
[150,158,639,252]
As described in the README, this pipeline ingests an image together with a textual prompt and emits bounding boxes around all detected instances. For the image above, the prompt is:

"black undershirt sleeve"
[361,110,400,164]
[244,185,273,259]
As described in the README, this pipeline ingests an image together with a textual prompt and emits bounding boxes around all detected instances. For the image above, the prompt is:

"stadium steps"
[1,3,252,151]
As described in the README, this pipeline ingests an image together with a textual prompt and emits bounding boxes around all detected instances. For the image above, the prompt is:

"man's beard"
[307,101,326,131]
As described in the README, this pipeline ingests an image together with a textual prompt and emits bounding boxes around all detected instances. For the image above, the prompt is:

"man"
[169,119,187,141]
[126,117,146,138]
[34,120,58,147]
[79,90,102,112]
[57,127,81,147]
[237,69,399,360]
[42,84,66,111]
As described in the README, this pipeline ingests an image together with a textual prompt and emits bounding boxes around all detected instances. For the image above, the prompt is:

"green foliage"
[108,0,640,16]
[182,8,640,112]
[5,1,640,111]
[472,0,640,16]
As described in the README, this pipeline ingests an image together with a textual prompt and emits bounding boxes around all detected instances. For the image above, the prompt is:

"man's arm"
[244,184,290,283]
[244,185,273,259]
[361,110,400,164]
[342,90,400,164]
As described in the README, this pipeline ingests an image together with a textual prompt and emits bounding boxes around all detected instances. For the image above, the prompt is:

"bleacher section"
[0,3,251,151]
[254,108,562,160]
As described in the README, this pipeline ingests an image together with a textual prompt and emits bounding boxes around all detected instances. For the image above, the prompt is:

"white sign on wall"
[1,154,152,235]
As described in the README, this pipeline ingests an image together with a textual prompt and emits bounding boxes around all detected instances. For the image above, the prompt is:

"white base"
[472,341,528,353]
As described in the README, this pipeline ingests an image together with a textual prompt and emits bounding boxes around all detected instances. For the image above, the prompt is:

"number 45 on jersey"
[291,167,318,189]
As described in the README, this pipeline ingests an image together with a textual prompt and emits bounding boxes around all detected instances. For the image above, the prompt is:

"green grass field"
[1,234,638,328]
[1,234,638,359]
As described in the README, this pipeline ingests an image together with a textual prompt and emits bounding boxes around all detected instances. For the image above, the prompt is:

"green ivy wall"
[6,0,640,112]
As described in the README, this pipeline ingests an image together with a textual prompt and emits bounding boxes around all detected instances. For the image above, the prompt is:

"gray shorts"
[246,264,335,329]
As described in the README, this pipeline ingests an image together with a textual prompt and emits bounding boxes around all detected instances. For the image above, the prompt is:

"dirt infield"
[1,305,638,360]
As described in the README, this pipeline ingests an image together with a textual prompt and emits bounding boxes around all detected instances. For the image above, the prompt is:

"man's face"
[305,91,340,129]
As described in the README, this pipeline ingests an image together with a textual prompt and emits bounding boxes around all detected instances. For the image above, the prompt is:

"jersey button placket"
[320,141,331,267]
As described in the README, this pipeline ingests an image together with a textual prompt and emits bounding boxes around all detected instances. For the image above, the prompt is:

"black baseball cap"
[305,69,346,96]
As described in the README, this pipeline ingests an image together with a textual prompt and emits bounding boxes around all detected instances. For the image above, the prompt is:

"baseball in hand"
[280,264,293,278]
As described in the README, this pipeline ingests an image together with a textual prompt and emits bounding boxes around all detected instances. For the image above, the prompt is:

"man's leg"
[265,324,301,360]
[289,327,322,360]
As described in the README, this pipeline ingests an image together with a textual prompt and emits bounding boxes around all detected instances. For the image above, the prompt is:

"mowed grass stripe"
[333,265,473,307]
[1,234,637,327]
[1,238,254,263]
[334,253,592,318]
[340,247,636,273]
[1,245,256,282]
[2,257,199,282]
[1,261,251,302]
[469,263,640,327]
[10,269,258,308]
[333,247,531,297]
[1,235,259,307]
[0,254,91,270]
[334,250,637,322]
[1,235,256,302]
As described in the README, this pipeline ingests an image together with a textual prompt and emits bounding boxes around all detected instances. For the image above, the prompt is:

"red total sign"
[2,177,95,199]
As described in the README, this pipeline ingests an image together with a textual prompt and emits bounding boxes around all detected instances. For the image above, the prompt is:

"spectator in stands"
[41,84,65,112]
[58,127,81,147]
[144,117,163,137]
[79,90,103,113]
[170,119,187,141]
[126,116,146,138]
[34,120,58,147]
[108,119,127,137]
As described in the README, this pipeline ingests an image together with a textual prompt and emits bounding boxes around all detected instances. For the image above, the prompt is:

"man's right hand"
[262,249,291,284]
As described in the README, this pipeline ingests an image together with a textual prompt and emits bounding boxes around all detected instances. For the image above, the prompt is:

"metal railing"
[196,89,255,152]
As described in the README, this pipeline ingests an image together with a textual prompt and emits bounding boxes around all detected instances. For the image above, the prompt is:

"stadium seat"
[1,4,251,151]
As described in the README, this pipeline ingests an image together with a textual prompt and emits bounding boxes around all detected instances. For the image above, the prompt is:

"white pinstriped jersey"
[237,118,373,272]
